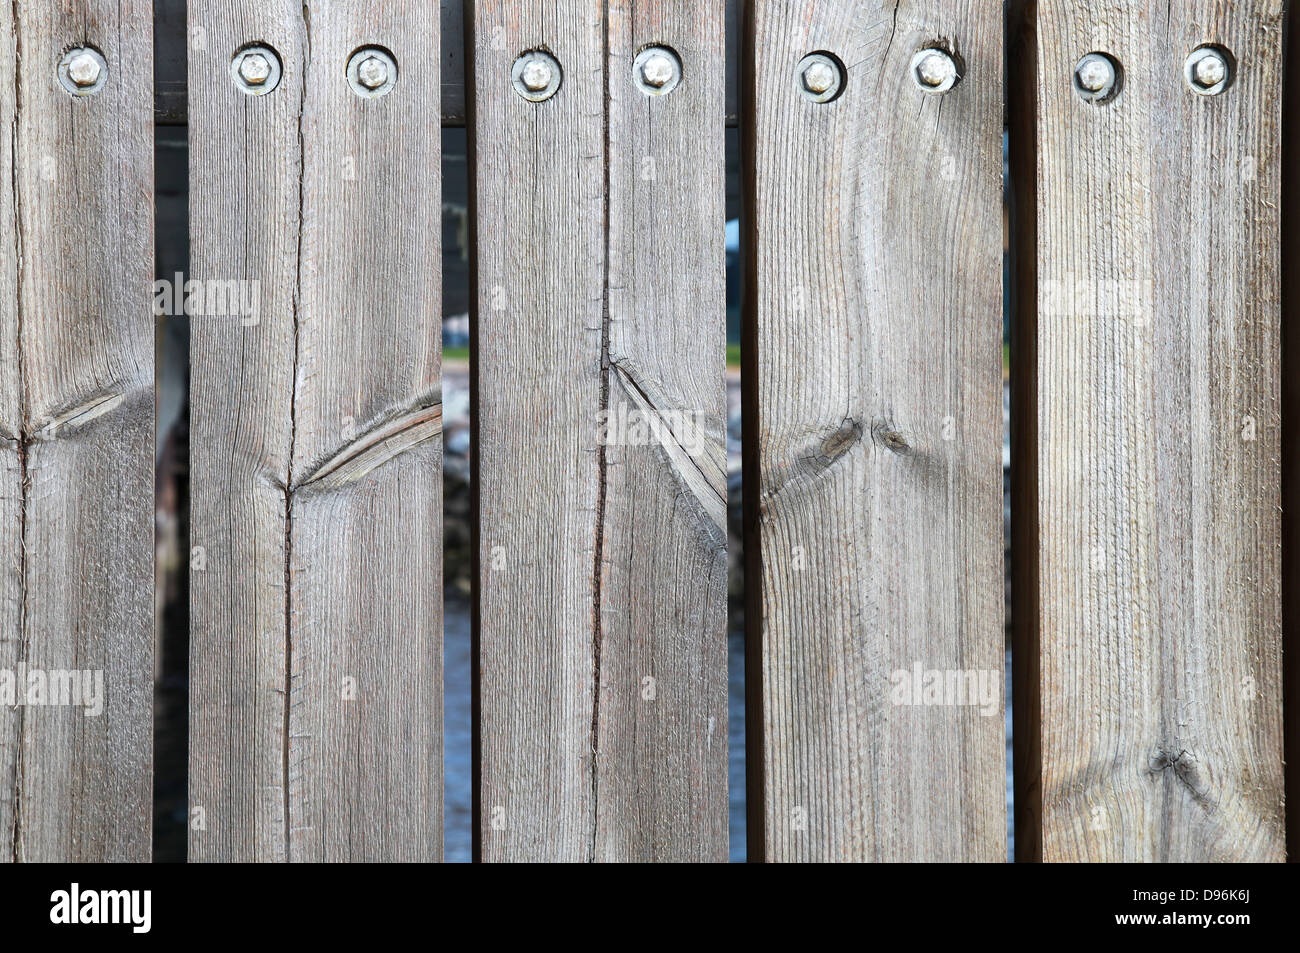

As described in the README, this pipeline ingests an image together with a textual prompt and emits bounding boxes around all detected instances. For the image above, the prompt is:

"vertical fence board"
[190,0,442,862]
[747,1,1005,861]
[1033,1,1286,861]
[1,0,154,862]
[472,0,605,862]
[597,1,728,862]
[472,0,727,861]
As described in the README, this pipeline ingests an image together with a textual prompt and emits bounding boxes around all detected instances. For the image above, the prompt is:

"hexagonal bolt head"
[1075,54,1114,93]
[238,53,272,86]
[1193,56,1226,88]
[357,55,389,89]
[639,53,676,89]
[914,51,956,89]
[520,57,554,92]
[67,51,102,87]
[802,61,836,94]
[1186,48,1230,95]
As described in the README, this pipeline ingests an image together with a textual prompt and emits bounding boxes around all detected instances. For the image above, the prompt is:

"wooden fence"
[0,0,1293,862]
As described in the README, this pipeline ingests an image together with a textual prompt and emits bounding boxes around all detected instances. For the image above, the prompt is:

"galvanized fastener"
[347,47,398,98]
[1074,51,1119,103]
[1184,46,1231,96]
[512,51,562,102]
[910,48,960,93]
[633,46,681,96]
[231,45,282,96]
[795,52,843,103]
[57,47,108,96]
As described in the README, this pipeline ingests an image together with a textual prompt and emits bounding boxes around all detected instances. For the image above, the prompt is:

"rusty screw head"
[1074,52,1119,103]
[231,45,282,96]
[911,48,959,93]
[795,53,843,103]
[58,46,108,96]
[1185,46,1230,96]
[512,51,562,102]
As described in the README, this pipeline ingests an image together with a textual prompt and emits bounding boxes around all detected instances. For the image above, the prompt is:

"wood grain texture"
[0,0,154,862]
[746,0,1005,861]
[189,0,441,862]
[472,0,727,861]
[1034,0,1286,862]
[471,0,604,862]
[597,0,727,862]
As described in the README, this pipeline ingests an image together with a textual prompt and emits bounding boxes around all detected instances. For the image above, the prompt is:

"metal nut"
[1185,46,1231,96]
[795,53,843,103]
[633,46,681,96]
[231,45,282,96]
[910,48,959,93]
[347,47,398,98]
[512,51,562,102]
[57,47,108,96]
[1073,52,1119,103]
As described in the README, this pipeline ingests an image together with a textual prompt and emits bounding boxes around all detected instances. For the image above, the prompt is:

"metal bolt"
[67,52,101,87]
[1073,52,1119,103]
[794,53,843,103]
[641,54,672,87]
[511,51,562,102]
[632,46,681,96]
[910,48,959,93]
[57,46,108,96]
[231,46,282,96]
[238,53,271,86]
[1185,46,1231,96]
[521,58,552,91]
[802,61,835,94]
[347,48,398,98]
[357,56,388,89]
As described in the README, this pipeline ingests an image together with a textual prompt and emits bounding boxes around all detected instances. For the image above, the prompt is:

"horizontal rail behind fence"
[0,0,1288,862]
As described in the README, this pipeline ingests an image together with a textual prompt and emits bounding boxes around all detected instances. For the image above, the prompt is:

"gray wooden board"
[747,0,1005,861]
[189,0,442,862]
[1033,0,1286,862]
[473,0,728,861]
[1,0,155,862]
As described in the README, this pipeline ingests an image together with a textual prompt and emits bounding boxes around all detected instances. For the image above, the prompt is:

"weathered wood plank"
[1032,1,1286,861]
[190,0,442,862]
[472,0,727,861]
[596,0,728,862]
[0,0,155,861]
[747,0,1005,861]
[471,0,606,863]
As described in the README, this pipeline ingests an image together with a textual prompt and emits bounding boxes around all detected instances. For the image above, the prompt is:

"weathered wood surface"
[472,0,727,861]
[1032,1,1285,861]
[746,0,1005,861]
[189,0,442,862]
[0,1,155,861]
[597,0,728,861]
